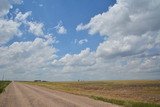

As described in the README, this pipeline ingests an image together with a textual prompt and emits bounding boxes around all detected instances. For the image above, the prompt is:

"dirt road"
[0,82,120,107]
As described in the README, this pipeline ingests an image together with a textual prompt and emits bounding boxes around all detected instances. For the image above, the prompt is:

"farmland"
[0,81,11,93]
[25,80,160,107]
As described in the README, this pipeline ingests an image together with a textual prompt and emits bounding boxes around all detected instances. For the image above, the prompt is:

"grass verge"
[91,95,160,107]
[0,81,11,93]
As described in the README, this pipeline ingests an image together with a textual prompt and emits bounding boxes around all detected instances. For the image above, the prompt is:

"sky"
[0,0,160,81]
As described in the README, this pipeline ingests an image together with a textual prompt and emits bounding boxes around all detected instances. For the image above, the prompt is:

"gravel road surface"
[0,82,120,107]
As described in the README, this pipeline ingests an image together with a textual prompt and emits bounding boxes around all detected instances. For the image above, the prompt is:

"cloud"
[69,0,160,80]
[52,48,96,75]
[0,19,21,45]
[0,0,27,45]
[77,0,160,59]
[77,0,160,36]
[15,11,32,21]
[27,21,44,36]
[96,32,160,58]
[12,0,23,4]
[0,0,23,17]
[0,0,11,17]
[0,37,57,80]
[0,0,160,80]
[14,11,45,37]
[0,0,60,80]
[0,0,58,80]
[57,48,95,66]
[51,46,160,80]
[78,39,88,45]
[74,39,88,45]
[76,23,86,31]
[55,21,67,34]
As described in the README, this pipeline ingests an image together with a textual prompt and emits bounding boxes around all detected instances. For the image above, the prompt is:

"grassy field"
[24,80,160,107]
[0,81,11,93]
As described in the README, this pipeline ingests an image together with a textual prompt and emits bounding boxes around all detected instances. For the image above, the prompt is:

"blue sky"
[0,0,160,81]
[10,0,116,57]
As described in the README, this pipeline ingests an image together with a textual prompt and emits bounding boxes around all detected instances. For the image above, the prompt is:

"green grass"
[24,80,160,107]
[91,96,160,107]
[0,81,11,93]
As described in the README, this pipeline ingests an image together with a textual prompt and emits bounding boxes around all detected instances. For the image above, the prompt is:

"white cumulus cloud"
[72,0,160,80]
[0,0,23,17]
[77,0,160,36]
[27,21,44,36]
[0,37,57,80]
[55,21,67,34]
[0,19,21,45]
[15,11,32,21]
[77,0,160,59]
[1,0,160,81]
